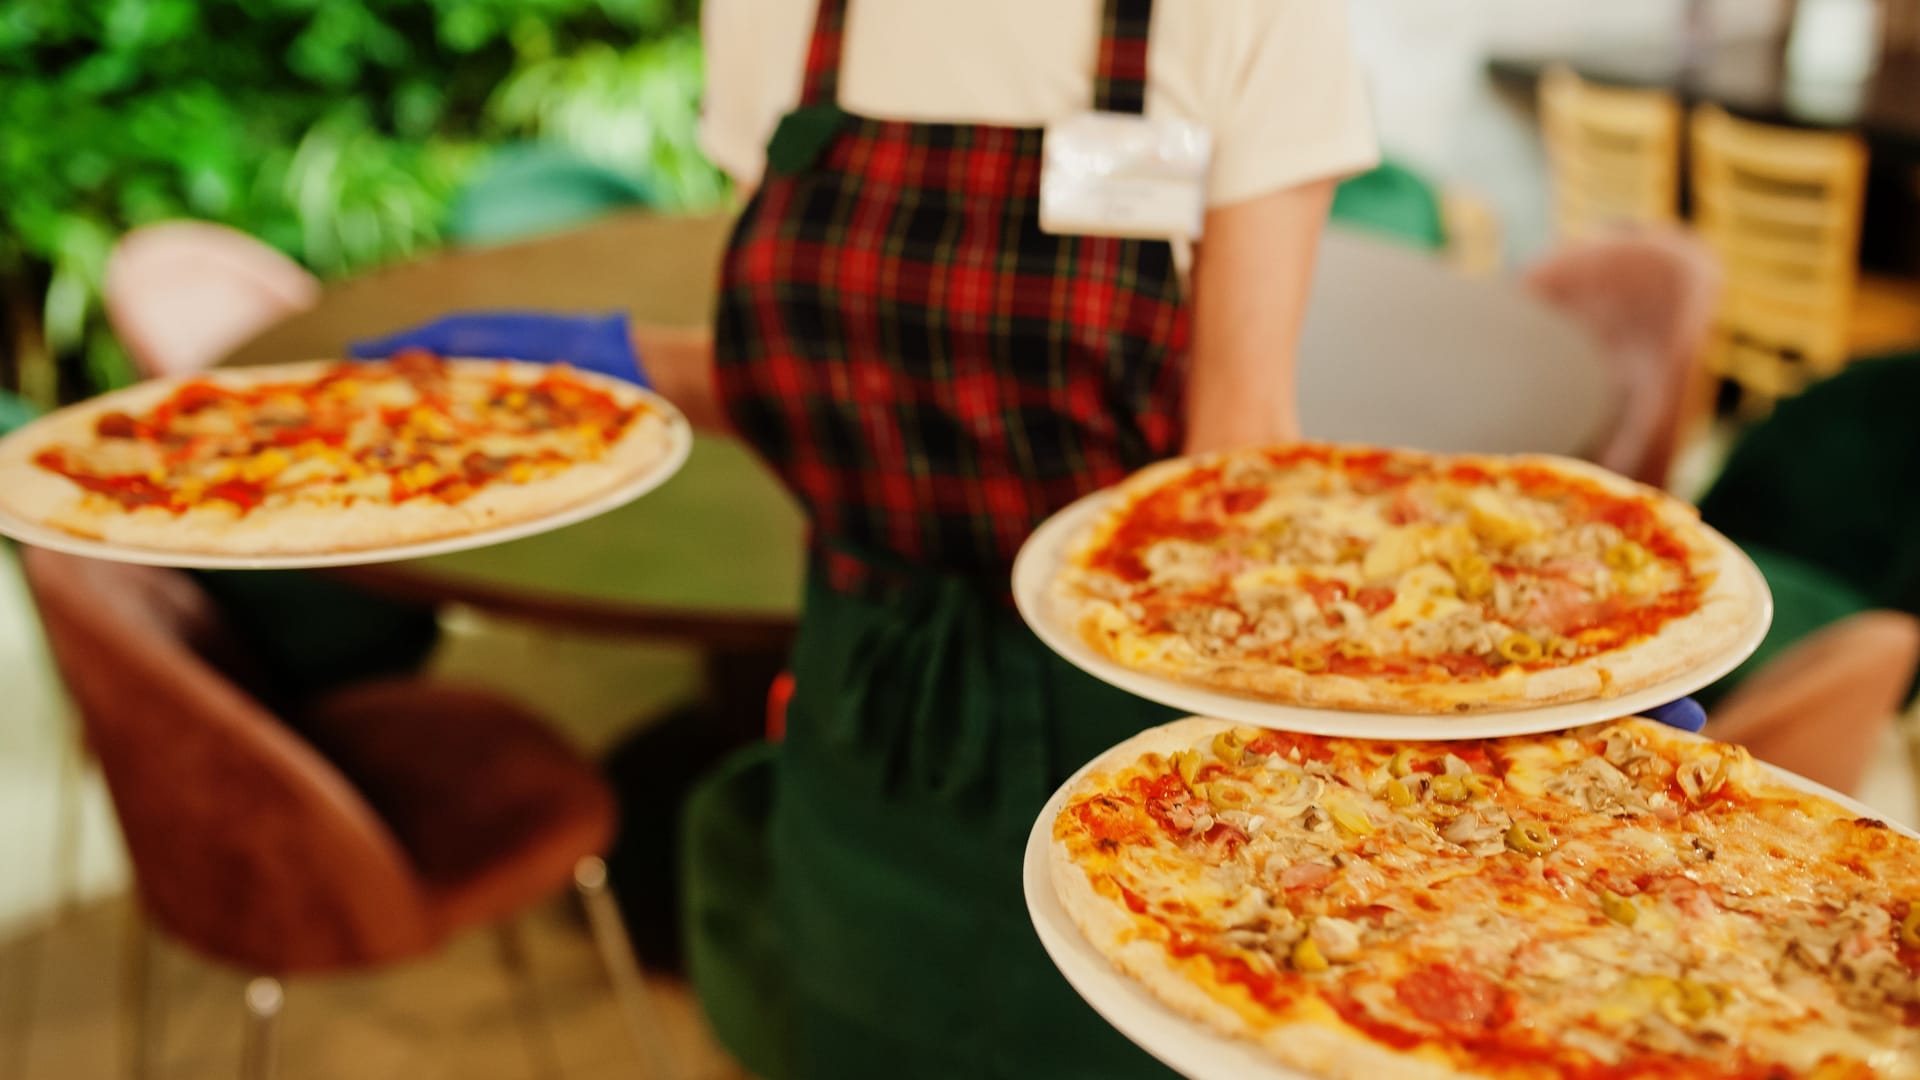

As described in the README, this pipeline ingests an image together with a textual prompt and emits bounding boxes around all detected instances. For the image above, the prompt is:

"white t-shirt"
[699,0,1380,207]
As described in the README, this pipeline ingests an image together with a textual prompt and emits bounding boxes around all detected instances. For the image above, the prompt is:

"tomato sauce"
[1088,467,1232,582]
[1245,730,1334,763]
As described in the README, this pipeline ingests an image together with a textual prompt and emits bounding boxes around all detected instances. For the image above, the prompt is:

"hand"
[349,311,649,389]
[1642,698,1706,733]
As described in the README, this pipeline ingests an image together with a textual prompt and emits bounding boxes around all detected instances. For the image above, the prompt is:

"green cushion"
[0,389,41,436]
[1330,161,1448,251]
[1697,351,1920,617]
[1692,544,1873,709]
[447,142,657,246]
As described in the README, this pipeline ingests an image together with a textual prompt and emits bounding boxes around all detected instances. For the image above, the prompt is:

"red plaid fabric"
[716,0,1187,594]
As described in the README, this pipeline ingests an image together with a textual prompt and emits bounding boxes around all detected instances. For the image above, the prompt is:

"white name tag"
[1040,111,1211,241]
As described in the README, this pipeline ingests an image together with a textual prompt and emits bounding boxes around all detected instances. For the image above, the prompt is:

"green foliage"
[0,0,722,404]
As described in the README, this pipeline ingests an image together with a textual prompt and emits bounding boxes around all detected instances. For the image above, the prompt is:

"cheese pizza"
[1052,716,1920,1080]
[0,353,681,557]
[1054,445,1756,713]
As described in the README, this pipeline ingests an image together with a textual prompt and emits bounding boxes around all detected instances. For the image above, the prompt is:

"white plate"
[0,368,692,570]
[1023,720,1917,1080]
[1012,489,1773,741]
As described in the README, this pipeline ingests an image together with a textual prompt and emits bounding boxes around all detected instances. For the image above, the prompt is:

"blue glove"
[348,311,650,389]
[1642,698,1706,733]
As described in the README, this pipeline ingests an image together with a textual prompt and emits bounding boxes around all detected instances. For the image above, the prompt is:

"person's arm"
[1182,177,1337,455]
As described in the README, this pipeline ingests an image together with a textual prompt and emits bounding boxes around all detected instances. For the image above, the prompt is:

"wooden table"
[222,218,1613,643]
[224,211,808,648]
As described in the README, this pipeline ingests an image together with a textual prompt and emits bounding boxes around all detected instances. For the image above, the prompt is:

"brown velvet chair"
[19,546,681,1080]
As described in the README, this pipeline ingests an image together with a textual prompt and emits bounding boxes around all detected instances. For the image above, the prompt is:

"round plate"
[1023,720,1915,1080]
[1011,489,1773,740]
[0,365,692,570]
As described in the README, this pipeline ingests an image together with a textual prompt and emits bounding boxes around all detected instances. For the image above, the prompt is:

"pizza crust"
[1049,718,1468,1080]
[0,359,685,558]
[1052,449,1762,715]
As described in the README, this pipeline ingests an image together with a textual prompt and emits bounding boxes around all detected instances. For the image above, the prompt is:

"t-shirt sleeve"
[699,0,779,188]
[1206,0,1380,206]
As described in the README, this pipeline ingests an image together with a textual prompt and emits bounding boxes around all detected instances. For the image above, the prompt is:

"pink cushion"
[105,221,320,379]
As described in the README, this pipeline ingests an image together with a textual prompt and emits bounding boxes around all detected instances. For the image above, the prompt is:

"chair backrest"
[1690,105,1869,400]
[105,222,320,380]
[1707,610,1920,795]
[1539,66,1682,242]
[1522,227,1724,489]
[1886,0,1920,54]
[19,547,438,974]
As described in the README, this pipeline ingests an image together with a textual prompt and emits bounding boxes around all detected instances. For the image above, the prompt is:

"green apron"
[685,553,1182,1079]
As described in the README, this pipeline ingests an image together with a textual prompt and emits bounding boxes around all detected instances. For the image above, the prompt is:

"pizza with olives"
[1051,716,1920,1080]
[0,353,683,558]
[1053,445,1757,714]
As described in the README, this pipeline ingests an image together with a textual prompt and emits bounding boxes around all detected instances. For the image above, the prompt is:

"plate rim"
[1023,718,1916,1080]
[1011,486,1774,740]
[0,361,693,570]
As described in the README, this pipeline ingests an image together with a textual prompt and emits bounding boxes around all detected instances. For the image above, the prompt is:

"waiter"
[360,1,1378,1075]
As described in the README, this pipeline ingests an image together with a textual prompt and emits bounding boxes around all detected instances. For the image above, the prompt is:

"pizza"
[1052,445,1756,714]
[1051,716,1920,1080]
[0,353,682,557]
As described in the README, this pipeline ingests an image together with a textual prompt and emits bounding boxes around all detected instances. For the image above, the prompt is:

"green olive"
[1497,633,1544,664]
[1431,775,1471,804]
[1901,908,1920,950]
[1212,729,1246,763]
[1505,821,1556,856]
[1600,889,1639,927]
[1209,784,1248,809]
[1382,779,1415,808]
[1291,936,1329,973]
[1389,748,1416,778]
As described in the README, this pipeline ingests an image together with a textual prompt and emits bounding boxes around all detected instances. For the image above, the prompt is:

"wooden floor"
[0,896,751,1080]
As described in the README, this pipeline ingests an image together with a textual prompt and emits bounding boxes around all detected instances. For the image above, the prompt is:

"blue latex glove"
[1642,698,1707,733]
[348,311,649,388]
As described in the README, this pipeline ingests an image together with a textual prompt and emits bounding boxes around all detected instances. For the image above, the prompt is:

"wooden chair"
[19,548,682,1080]
[1706,611,1920,795]
[1539,66,1683,242]
[1884,0,1920,54]
[1689,105,1870,412]
[1522,227,1723,489]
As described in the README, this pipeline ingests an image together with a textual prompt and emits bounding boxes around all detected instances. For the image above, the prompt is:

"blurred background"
[4,0,1920,1077]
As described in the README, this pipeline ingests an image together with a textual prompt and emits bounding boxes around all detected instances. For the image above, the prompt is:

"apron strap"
[800,0,849,107]
[806,0,1156,115]
[1094,0,1155,116]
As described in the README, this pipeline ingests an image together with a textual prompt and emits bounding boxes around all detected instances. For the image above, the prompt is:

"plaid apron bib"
[714,0,1189,593]
[689,2,1187,1076]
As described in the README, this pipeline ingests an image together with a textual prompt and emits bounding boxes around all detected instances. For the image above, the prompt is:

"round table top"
[226,219,1614,640]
